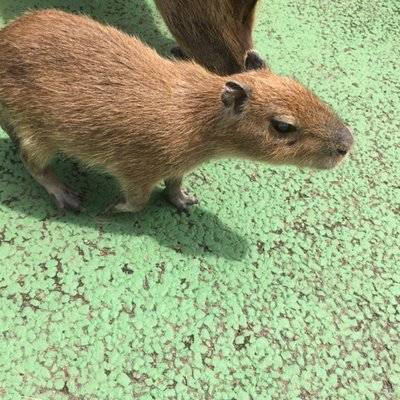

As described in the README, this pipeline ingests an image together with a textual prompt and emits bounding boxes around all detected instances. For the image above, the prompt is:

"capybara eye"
[271,120,297,134]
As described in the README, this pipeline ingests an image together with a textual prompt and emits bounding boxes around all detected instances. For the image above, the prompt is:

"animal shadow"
[0,138,248,261]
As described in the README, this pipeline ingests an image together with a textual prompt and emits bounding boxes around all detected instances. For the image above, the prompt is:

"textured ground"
[0,0,399,399]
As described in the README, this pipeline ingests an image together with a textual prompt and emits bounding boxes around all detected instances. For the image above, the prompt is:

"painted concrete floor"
[0,1,399,399]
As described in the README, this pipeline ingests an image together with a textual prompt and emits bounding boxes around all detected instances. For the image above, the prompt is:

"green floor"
[0,1,399,399]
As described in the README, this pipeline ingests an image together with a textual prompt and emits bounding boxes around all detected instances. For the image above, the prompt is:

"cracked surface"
[0,0,399,399]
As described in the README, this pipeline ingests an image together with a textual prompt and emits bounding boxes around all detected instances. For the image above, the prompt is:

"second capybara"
[155,0,261,75]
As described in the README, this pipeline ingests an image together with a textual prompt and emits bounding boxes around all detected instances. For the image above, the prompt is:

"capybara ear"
[221,81,251,114]
[244,50,268,71]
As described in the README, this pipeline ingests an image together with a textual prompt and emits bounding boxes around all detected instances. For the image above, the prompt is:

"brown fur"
[155,0,259,75]
[0,10,353,212]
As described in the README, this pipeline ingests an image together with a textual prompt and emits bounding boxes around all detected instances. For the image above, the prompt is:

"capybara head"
[219,52,353,169]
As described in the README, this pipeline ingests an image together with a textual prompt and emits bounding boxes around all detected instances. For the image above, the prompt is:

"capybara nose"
[337,125,353,156]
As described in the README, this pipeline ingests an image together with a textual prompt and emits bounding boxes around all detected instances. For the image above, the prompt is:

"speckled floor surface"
[0,1,399,399]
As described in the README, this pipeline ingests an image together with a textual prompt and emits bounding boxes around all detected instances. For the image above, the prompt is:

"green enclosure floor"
[0,1,399,399]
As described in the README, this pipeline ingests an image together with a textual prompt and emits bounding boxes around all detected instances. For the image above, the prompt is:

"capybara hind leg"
[37,169,85,212]
[20,144,84,211]
[165,176,198,212]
